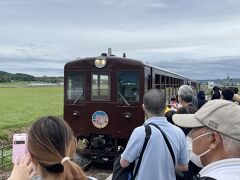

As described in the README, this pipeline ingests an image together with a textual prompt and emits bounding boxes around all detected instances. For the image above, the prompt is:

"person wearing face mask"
[172,100,240,179]
[175,106,201,180]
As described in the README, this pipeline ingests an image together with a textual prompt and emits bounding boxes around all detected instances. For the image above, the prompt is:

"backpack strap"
[147,122,176,166]
[132,125,152,179]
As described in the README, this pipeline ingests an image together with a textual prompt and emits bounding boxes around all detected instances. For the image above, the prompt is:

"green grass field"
[0,87,63,142]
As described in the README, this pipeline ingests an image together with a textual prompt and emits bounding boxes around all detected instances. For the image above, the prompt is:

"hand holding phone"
[12,133,28,163]
[9,155,36,180]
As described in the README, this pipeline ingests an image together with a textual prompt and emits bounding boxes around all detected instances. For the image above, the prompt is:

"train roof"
[65,56,143,65]
[143,62,190,80]
[64,56,144,70]
[65,56,198,83]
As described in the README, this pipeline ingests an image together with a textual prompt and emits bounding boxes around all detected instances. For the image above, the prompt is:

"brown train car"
[64,54,199,162]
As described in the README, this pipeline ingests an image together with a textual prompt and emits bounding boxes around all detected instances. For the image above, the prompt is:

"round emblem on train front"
[91,111,109,129]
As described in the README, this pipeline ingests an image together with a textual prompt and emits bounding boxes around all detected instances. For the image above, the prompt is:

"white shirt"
[199,158,240,180]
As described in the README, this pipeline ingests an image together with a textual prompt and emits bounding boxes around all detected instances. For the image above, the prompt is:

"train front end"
[64,56,145,162]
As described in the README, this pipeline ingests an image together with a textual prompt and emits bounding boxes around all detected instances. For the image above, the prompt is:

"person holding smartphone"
[8,116,88,180]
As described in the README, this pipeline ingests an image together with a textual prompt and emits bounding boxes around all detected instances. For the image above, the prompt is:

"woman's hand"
[8,154,36,180]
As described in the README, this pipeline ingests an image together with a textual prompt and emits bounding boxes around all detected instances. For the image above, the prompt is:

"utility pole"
[227,73,230,86]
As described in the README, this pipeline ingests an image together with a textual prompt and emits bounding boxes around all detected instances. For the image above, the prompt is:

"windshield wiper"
[118,91,130,106]
[73,93,82,104]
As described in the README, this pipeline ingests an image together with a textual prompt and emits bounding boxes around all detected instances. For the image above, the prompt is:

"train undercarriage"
[77,134,127,164]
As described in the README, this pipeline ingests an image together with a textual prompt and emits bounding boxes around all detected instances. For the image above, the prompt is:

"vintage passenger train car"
[64,53,199,162]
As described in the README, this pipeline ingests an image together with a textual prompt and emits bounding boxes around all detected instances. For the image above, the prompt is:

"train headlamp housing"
[95,57,107,68]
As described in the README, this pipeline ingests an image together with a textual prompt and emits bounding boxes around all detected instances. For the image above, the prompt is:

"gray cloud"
[0,55,238,80]
[149,57,240,80]
[0,0,240,79]
[2,0,240,27]
[0,56,66,76]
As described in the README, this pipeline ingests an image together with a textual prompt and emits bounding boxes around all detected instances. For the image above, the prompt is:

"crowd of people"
[7,85,240,180]
[119,85,240,180]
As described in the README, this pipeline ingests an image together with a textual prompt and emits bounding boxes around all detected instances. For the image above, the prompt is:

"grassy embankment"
[0,87,63,143]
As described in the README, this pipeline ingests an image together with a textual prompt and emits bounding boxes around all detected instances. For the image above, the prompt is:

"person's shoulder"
[170,124,186,137]
[133,125,145,132]
[130,125,146,138]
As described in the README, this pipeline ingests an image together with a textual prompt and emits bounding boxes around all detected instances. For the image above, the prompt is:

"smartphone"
[12,133,28,163]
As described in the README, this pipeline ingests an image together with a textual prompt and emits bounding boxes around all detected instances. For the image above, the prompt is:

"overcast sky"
[1,0,240,80]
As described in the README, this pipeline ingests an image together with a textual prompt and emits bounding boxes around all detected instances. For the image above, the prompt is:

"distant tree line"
[199,78,240,86]
[0,71,63,83]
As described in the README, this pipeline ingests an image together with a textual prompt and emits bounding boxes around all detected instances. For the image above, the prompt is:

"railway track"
[82,159,92,171]
[73,153,112,180]
[73,153,92,171]
[86,166,112,180]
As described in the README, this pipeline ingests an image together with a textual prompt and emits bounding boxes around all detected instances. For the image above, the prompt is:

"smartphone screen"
[12,133,28,163]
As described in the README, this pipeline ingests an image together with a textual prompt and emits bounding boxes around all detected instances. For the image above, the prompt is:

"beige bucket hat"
[173,100,240,141]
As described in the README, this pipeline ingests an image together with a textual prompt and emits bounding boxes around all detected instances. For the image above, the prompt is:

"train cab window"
[92,73,110,101]
[117,71,139,103]
[66,71,85,102]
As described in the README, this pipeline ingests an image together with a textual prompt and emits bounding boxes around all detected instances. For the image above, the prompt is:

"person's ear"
[209,132,222,150]
[142,104,145,112]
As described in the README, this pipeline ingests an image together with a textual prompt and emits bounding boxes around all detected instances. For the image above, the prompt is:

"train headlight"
[95,57,106,68]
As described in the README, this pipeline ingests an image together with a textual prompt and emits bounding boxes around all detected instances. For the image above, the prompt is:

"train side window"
[117,71,139,102]
[92,73,110,101]
[66,71,85,102]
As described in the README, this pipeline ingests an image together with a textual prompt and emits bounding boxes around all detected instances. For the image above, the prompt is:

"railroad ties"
[73,153,92,171]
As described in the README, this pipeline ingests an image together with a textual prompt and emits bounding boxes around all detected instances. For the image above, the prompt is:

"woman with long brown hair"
[8,116,87,180]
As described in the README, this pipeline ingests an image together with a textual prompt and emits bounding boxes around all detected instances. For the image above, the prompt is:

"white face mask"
[186,136,193,161]
[186,132,213,167]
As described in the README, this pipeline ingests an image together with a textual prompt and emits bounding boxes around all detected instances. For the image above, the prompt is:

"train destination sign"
[92,110,109,129]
